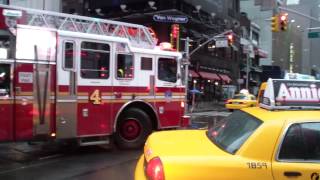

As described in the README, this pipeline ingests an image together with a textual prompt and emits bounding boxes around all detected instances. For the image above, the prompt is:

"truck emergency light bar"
[260,79,320,110]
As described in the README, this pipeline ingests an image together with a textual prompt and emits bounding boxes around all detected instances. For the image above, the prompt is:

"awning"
[218,74,232,83]
[199,71,220,80]
[255,48,268,58]
[189,70,200,78]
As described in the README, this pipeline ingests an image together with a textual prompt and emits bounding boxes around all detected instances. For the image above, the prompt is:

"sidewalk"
[187,101,226,113]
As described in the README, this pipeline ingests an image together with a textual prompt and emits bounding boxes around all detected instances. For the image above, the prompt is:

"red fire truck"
[0,5,189,149]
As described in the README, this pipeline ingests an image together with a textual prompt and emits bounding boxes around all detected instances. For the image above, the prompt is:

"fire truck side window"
[0,64,10,96]
[141,57,152,71]
[63,41,75,70]
[80,42,110,79]
[117,54,133,79]
[158,58,177,83]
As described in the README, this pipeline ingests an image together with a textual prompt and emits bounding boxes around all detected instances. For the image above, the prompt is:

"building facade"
[240,0,273,66]
[2,0,252,101]
[62,0,243,102]
[8,0,61,11]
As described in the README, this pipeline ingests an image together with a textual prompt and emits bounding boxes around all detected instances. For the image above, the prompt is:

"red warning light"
[280,15,287,21]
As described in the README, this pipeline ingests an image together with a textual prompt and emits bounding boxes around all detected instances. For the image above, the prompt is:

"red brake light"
[224,99,229,104]
[146,157,165,180]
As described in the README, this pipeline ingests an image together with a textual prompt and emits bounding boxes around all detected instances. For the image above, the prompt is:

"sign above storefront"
[199,65,230,74]
[215,39,228,48]
[153,14,188,24]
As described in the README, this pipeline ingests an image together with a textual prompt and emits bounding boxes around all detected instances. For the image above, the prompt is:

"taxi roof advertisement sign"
[273,79,320,107]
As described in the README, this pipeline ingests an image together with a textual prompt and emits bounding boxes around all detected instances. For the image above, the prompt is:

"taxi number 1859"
[247,162,268,169]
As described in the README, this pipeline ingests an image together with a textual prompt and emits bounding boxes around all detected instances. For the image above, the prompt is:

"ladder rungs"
[0,4,157,49]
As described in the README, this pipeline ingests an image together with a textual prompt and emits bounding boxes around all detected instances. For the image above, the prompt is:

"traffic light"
[227,34,233,46]
[279,13,288,31]
[271,15,279,32]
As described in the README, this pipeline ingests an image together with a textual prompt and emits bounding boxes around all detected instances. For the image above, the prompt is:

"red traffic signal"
[279,13,288,31]
[227,34,233,46]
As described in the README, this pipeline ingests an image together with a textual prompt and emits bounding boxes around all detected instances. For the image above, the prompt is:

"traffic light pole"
[181,37,192,114]
[181,30,233,114]
[246,54,250,90]
[279,6,320,23]
[189,30,232,56]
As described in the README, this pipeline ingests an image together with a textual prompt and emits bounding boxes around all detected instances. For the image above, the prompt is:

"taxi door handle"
[284,171,302,177]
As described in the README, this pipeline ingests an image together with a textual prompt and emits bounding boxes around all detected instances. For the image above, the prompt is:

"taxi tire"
[115,108,152,149]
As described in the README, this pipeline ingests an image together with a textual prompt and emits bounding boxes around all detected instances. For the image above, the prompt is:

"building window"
[80,42,110,79]
[141,57,153,71]
[117,54,134,79]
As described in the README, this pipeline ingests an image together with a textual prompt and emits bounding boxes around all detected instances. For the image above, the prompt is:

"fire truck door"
[76,41,112,136]
[13,60,51,140]
[56,39,77,139]
[33,61,52,136]
[0,62,13,141]
[13,26,57,140]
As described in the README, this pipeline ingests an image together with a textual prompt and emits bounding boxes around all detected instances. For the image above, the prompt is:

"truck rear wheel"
[115,108,152,149]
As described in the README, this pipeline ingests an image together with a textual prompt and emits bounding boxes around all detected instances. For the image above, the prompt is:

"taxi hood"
[143,130,229,162]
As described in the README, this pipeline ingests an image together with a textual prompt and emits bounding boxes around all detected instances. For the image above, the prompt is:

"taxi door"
[272,122,320,180]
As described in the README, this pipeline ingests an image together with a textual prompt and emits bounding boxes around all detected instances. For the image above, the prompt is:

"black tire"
[228,109,233,112]
[115,108,152,149]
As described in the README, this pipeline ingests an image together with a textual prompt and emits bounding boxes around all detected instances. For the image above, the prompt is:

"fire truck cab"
[0,5,188,149]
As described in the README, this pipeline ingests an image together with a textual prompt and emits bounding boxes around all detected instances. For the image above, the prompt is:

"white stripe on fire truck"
[15,60,56,65]
[77,96,89,100]
[15,96,34,100]
[77,95,185,100]
[15,96,56,100]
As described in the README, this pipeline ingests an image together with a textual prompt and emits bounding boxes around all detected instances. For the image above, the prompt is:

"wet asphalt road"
[0,111,230,180]
[0,145,141,180]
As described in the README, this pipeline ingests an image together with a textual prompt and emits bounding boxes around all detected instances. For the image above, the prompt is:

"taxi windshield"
[207,111,262,154]
[233,94,248,100]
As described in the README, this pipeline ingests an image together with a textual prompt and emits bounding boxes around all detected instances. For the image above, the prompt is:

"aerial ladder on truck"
[1,4,157,49]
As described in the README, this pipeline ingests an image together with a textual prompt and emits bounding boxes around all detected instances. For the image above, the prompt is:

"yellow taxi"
[135,79,320,180]
[225,92,257,111]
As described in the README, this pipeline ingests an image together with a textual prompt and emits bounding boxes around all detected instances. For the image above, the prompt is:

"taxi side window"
[279,123,320,161]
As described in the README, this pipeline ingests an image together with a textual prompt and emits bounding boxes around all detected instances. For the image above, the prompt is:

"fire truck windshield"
[158,58,177,83]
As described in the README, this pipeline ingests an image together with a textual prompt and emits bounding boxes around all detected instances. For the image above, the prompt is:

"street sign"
[153,15,188,23]
[308,32,320,38]
[215,39,228,48]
